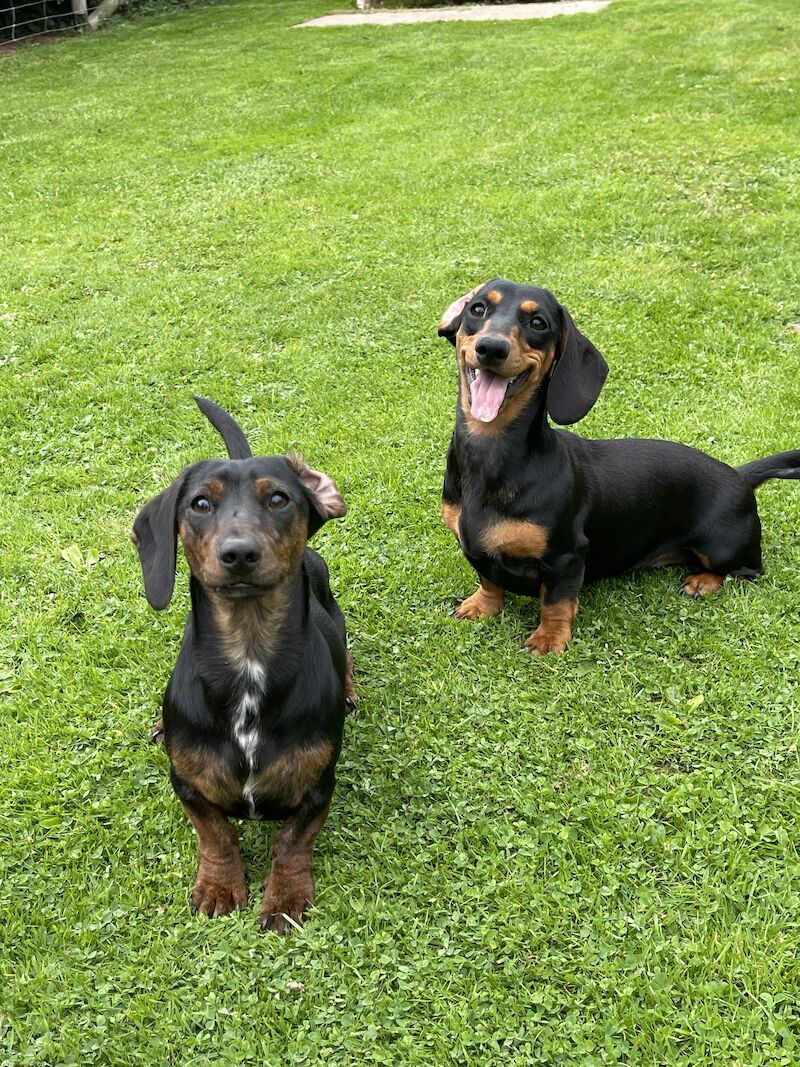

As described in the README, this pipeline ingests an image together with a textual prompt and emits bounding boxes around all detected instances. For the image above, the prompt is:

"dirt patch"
[297,1,612,29]
[0,29,72,54]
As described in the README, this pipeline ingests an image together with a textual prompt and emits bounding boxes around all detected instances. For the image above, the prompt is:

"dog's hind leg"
[344,650,358,711]
[681,510,764,598]
[679,571,725,598]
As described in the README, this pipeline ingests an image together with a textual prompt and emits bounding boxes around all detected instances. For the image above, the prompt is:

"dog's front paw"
[525,626,570,656]
[191,876,247,918]
[453,588,504,620]
[259,875,313,935]
[151,719,165,744]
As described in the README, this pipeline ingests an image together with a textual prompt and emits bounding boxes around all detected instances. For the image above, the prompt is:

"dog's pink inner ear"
[438,286,481,333]
[287,454,347,519]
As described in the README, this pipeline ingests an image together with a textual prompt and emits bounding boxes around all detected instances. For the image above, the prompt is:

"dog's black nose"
[219,537,262,573]
[475,335,510,366]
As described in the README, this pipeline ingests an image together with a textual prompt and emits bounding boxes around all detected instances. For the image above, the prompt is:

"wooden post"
[87,0,124,30]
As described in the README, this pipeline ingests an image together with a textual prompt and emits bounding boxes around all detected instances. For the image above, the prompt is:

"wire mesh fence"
[1,0,90,43]
[0,0,194,44]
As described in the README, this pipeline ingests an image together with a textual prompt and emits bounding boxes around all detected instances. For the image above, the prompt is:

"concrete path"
[297,1,612,29]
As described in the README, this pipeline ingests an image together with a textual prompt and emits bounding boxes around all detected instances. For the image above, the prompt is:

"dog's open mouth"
[214,581,268,599]
[466,367,531,423]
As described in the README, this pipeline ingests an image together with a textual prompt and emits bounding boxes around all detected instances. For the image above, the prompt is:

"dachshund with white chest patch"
[438,278,800,653]
[133,397,355,932]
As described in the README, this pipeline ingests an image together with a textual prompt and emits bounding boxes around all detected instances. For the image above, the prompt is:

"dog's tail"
[194,396,253,460]
[737,450,800,488]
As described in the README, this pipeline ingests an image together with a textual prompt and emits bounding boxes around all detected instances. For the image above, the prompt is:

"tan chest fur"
[479,517,548,559]
[170,741,333,813]
[441,501,548,560]
[249,743,334,809]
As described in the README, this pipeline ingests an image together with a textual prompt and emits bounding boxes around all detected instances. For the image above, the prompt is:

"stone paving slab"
[297,1,612,29]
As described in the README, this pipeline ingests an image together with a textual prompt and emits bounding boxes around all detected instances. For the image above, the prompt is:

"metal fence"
[1,0,91,42]
[0,0,183,43]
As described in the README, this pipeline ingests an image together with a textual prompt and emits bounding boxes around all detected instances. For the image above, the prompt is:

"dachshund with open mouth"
[133,397,355,932]
[438,278,800,654]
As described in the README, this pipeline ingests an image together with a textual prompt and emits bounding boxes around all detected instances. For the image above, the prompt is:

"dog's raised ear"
[547,306,609,425]
[286,454,347,536]
[437,286,481,346]
[194,396,253,460]
[131,470,191,610]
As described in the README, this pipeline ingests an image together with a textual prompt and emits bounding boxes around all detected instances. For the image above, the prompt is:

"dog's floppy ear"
[286,454,347,536]
[437,286,481,346]
[131,470,190,610]
[194,396,253,460]
[547,306,609,425]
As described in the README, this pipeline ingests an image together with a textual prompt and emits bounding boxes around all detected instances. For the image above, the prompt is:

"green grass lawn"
[2,0,799,1062]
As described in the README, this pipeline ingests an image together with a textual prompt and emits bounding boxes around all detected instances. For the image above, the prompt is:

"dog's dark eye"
[191,496,212,513]
[530,316,547,331]
[470,302,486,318]
[268,492,289,509]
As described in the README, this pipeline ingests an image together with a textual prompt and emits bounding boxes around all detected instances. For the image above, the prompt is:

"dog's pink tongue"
[470,369,508,422]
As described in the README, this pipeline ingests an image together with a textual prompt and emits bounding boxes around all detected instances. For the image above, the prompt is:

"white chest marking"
[233,660,267,816]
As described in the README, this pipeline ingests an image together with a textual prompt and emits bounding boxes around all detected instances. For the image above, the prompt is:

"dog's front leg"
[260,795,331,934]
[525,560,584,655]
[174,774,247,918]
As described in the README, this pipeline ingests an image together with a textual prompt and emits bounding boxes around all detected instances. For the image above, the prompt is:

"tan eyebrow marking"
[202,479,225,503]
[486,290,502,305]
[254,477,278,500]
[520,300,539,313]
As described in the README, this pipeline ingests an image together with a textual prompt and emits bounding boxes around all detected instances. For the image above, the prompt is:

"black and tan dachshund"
[438,278,800,654]
[133,397,355,932]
